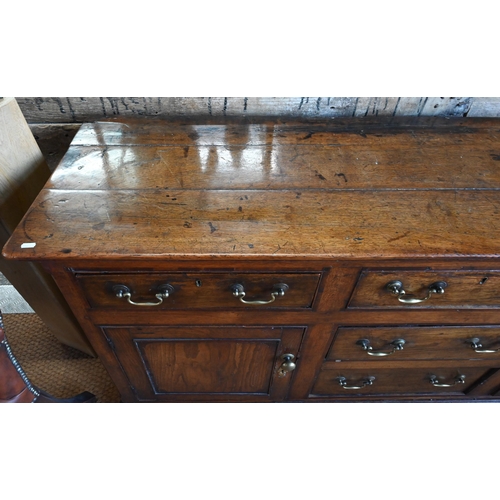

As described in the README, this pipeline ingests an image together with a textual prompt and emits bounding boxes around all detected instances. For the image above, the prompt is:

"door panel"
[103,326,304,401]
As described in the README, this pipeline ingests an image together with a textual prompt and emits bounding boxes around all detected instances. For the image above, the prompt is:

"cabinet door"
[103,326,304,402]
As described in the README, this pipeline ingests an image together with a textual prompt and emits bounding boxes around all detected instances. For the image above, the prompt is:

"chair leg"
[0,312,97,403]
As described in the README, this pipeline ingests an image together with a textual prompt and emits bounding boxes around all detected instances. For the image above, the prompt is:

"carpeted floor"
[3,313,121,403]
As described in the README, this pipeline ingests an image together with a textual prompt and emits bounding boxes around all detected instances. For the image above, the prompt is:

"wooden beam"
[15,97,500,123]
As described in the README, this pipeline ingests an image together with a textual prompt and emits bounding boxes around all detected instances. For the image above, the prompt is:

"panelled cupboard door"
[103,326,304,402]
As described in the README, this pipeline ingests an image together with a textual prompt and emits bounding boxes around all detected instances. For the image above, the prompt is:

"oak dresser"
[4,117,500,402]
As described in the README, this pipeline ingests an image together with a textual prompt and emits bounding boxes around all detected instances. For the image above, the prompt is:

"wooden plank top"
[4,118,500,261]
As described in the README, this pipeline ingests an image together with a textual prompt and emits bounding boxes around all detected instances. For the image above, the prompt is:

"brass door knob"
[278,354,296,377]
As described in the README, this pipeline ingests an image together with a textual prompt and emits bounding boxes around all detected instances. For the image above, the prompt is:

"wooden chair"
[0,310,96,403]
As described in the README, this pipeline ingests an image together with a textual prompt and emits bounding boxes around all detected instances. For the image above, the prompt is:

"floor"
[0,272,121,402]
[0,273,33,313]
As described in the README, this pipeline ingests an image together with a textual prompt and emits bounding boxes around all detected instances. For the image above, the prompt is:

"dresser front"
[42,259,500,402]
[4,118,500,402]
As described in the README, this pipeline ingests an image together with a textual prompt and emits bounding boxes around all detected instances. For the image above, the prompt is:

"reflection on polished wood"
[5,119,500,263]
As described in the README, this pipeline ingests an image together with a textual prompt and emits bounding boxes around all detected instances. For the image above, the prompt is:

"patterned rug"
[3,313,121,403]
[0,273,34,313]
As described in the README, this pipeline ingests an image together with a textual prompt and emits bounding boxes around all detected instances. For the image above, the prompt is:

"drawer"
[75,272,321,310]
[327,326,500,361]
[348,270,500,309]
[311,366,492,397]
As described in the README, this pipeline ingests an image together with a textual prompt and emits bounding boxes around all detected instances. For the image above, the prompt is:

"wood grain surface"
[327,326,500,361]
[4,118,500,262]
[348,271,500,309]
[311,366,490,396]
[104,326,303,401]
[15,97,500,123]
[75,272,321,309]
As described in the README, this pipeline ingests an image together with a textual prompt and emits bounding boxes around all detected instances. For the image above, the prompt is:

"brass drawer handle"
[429,374,465,387]
[337,376,375,390]
[277,354,296,377]
[231,283,289,305]
[112,284,174,307]
[467,338,500,353]
[386,280,447,304]
[356,338,406,356]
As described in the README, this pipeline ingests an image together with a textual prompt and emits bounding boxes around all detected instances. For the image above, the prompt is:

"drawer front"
[311,366,492,396]
[328,326,500,361]
[348,270,500,309]
[76,272,321,310]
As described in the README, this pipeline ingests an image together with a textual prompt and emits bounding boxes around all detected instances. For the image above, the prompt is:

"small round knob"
[278,354,296,377]
[113,284,130,298]
[281,356,296,372]
[157,284,175,298]
[429,281,447,294]
[232,284,245,297]
[273,284,289,297]
[386,280,403,295]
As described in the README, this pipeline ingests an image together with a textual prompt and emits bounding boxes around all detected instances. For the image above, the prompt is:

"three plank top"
[4,118,500,261]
